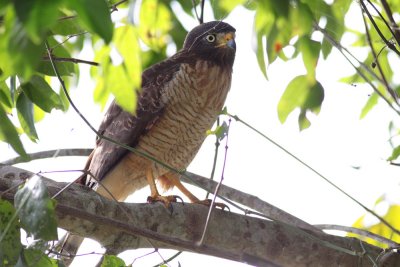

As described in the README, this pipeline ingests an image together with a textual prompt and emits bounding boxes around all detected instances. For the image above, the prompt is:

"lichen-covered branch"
[1,165,400,266]
[2,148,317,232]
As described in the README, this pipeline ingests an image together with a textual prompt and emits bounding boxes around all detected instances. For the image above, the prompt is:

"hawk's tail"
[58,232,84,266]
[76,150,94,186]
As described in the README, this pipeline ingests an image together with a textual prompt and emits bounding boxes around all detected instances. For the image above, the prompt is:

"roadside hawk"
[62,21,236,262]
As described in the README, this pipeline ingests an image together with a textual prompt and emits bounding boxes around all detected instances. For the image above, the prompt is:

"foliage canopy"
[1,0,400,266]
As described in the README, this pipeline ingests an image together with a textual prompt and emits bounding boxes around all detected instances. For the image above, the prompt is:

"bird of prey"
[61,21,236,262]
[82,20,236,204]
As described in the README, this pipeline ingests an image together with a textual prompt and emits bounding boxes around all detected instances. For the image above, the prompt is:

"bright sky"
[2,2,400,267]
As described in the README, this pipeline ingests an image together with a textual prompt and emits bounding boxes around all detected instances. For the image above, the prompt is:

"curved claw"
[195,199,230,211]
[147,195,185,212]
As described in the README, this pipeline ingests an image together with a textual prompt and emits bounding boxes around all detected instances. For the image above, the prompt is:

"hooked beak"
[216,32,236,50]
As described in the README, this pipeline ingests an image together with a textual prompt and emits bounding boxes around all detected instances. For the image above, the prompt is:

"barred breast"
[96,60,232,200]
[137,60,232,172]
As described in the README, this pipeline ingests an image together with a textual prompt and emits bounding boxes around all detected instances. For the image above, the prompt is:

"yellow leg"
[146,167,160,198]
[163,173,200,203]
[146,168,182,209]
[163,173,229,210]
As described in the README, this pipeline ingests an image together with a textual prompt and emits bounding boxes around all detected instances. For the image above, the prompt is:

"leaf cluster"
[0,0,190,158]
[1,176,59,267]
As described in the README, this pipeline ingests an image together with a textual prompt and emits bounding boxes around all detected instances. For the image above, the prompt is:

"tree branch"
[1,148,93,165]
[2,165,399,266]
[1,148,318,232]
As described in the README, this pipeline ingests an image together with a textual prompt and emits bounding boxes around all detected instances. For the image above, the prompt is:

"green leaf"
[0,0,11,9]
[388,145,400,161]
[360,92,378,119]
[168,14,187,50]
[255,32,267,78]
[207,121,229,141]
[33,104,46,122]
[298,36,321,78]
[254,6,274,78]
[93,25,141,113]
[139,0,172,51]
[17,249,59,267]
[15,175,58,241]
[271,0,290,18]
[290,2,313,37]
[0,80,13,112]
[51,13,83,36]
[20,75,63,113]
[175,0,194,17]
[100,255,126,267]
[37,62,75,77]
[13,0,61,44]
[114,26,142,89]
[212,0,246,19]
[17,92,38,141]
[99,65,137,113]
[37,36,76,77]
[68,0,113,43]
[0,200,22,267]
[92,46,112,107]
[7,12,43,79]
[278,75,324,130]
[0,104,27,157]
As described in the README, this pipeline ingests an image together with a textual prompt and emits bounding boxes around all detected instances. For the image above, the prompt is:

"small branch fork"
[360,1,399,104]
[314,23,400,116]
[198,118,231,246]
[361,0,400,57]
[192,0,206,24]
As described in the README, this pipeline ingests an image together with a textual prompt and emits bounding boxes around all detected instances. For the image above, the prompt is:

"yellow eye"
[205,34,216,43]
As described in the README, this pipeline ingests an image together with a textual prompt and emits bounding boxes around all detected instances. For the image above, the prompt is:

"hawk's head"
[183,21,236,68]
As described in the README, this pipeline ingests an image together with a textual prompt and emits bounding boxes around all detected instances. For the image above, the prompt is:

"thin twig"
[315,23,400,116]
[58,15,77,21]
[199,0,205,24]
[227,113,400,237]
[131,249,158,265]
[315,224,399,248]
[192,0,201,24]
[110,0,128,13]
[42,56,99,66]
[198,118,231,246]
[50,32,88,51]
[360,3,399,104]
[380,0,400,47]
[366,0,397,44]
[206,117,220,199]
[0,180,24,197]
[360,0,400,56]
[152,251,182,267]
[58,0,128,21]
[45,41,99,134]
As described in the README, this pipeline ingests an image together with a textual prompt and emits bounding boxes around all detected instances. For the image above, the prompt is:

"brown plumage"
[61,21,236,263]
[80,21,236,202]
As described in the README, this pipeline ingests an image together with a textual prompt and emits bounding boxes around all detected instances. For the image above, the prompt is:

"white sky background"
[2,2,400,266]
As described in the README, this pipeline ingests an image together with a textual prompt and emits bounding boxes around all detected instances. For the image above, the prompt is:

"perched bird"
[61,20,236,263]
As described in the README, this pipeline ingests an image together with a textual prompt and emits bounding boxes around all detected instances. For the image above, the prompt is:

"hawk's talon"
[195,199,230,211]
[147,195,185,210]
